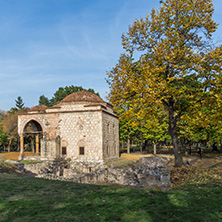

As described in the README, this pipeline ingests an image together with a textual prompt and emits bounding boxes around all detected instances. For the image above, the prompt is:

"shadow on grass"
[0,173,222,222]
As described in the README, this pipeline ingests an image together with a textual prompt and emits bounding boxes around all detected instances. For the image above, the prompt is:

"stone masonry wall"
[59,111,103,162]
[102,112,119,161]
[41,137,60,160]
[18,102,119,163]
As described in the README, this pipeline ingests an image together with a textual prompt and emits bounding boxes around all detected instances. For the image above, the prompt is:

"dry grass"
[171,162,222,188]
[105,158,137,168]
[120,153,174,160]
[0,152,35,160]
[121,153,222,169]
[192,158,222,168]
[120,153,153,160]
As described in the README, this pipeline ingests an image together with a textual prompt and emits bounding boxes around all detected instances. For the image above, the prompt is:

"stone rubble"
[21,157,172,191]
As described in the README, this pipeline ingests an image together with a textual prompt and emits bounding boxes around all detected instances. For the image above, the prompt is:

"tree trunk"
[153,142,157,155]
[17,144,20,152]
[184,146,188,156]
[168,100,183,167]
[220,140,222,153]
[140,142,142,153]
[140,131,143,153]
[212,143,218,152]
[127,134,130,154]
[8,138,11,152]
[188,144,192,155]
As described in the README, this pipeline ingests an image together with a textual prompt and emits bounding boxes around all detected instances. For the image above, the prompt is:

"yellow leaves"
[108,0,222,147]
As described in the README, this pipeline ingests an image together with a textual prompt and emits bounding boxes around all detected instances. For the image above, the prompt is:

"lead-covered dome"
[30,105,48,111]
[61,90,105,103]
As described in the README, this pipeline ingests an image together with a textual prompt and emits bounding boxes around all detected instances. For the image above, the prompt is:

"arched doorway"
[19,120,43,160]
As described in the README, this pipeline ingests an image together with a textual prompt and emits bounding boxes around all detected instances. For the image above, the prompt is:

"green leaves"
[39,95,51,107]
[107,0,222,166]
[15,96,24,110]
[38,85,100,106]
[10,96,25,113]
[0,130,8,148]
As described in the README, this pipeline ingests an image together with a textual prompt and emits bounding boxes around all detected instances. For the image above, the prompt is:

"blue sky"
[0,0,222,111]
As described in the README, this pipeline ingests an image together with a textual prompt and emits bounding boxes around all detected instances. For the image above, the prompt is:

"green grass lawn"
[0,170,222,222]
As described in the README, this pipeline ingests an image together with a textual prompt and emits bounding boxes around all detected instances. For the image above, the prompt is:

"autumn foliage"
[107,0,222,167]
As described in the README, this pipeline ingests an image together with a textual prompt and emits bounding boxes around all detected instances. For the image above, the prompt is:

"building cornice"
[18,108,118,118]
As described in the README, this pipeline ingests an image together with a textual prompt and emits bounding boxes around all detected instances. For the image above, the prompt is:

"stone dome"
[61,90,105,103]
[30,105,48,111]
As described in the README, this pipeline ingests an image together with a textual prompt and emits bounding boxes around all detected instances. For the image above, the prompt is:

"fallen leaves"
[171,164,222,188]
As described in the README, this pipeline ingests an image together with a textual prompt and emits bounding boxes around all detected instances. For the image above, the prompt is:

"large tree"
[141,108,170,154]
[180,94,222,150]
[107,54,142,153]
[2,108,29,152]
[3,111,19,152]
[39,95,51,107]
[10,96,25,113]
[107,0,222,167]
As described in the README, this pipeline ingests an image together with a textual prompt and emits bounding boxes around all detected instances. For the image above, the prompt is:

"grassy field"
[1,159,222,222]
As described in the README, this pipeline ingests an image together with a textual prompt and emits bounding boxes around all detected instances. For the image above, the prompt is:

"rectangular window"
[79,147,85,155]
[62,147,67,155]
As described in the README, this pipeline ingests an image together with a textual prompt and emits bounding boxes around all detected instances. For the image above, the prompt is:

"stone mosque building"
[18,91,119,163]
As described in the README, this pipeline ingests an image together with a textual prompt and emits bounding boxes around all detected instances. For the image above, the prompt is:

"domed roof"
[61,90,105,103]
[30,105,48,111]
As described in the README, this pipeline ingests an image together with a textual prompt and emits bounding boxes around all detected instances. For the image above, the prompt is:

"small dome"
[61,90,104,103]
[30,105,48,111]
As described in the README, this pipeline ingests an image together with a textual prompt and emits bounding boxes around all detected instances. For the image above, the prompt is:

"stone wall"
[72,166,171,190]
[41,137,60,160]
[22,157,172,191]
[59,111,103,162]
[102,112,119,161]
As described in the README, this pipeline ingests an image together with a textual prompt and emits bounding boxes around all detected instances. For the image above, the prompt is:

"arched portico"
[19,119,43,160]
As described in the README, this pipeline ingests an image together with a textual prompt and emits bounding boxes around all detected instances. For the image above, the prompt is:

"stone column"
[18,136,24,160]
[31,135,35,153]
[36,134,40,155]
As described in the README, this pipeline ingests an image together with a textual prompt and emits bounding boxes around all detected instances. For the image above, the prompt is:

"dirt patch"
[0,152,35,160]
